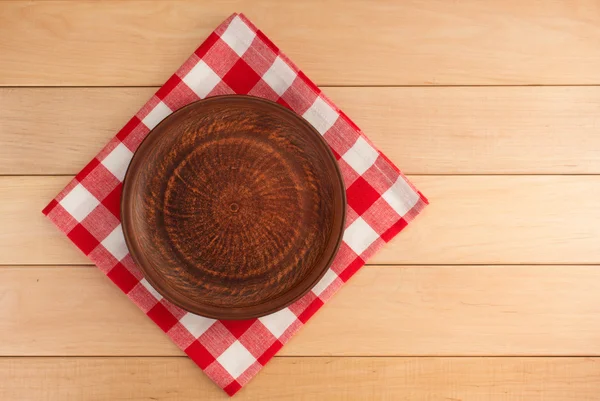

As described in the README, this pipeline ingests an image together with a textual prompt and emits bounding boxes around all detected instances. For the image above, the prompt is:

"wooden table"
[2,1,600,399]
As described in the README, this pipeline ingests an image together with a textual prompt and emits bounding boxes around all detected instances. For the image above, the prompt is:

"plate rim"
[121,94,346,320]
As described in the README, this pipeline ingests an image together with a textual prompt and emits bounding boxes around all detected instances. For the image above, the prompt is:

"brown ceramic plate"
[121,95,346,320]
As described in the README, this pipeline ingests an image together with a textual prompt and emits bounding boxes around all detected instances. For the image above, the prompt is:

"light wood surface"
[2,0,600,86]
[3,175,600,265]
[2,265,600,356]
[2,357,599,401]
[3,86,600,175]
[3,0,600,399]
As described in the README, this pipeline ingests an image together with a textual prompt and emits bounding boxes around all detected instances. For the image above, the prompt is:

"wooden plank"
[0,176,88,265]
[7,176,600,265]
[1,357,599,400]
[374,175,600,265]
[2,1,600,86]
[3,87,600,175]
[2,265,600,356]
[0,87,154,175]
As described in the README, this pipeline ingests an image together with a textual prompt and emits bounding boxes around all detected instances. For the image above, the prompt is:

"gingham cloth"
[43,13,427,396]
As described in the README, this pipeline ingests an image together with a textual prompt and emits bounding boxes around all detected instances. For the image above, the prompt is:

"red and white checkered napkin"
[43,13,427,396]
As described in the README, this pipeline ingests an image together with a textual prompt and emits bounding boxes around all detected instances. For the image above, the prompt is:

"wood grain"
[2,265,600,356]
[0,176,88,265]
[2,0,600,86]
[0,87,153,175]
[12,175,600,265]
[3,86,600,175]
[2,356,599,400]
[375,175,600,265]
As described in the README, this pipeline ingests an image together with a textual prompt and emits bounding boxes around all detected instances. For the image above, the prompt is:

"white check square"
[140,278,163,301]
[302,97,339,134]
[220,16,256,56]
[101,143,133,182]
[262,57,297,96]
[179,313,216,338]
[182,60,221,99]
[217,340,256,379]
[142,101,172,129]
[101,224,128,261]
[59,183,99,222]
[382,178,420,216]
[259,308,297,338]
[343,217,379,255]
[342,137,379,175]
[311,269,338,297]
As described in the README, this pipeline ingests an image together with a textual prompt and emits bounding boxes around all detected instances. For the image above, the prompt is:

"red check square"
[67,224,100,255]
[107,262,139,293]
[147,303,179,332]
[101,184,122,219]
[221,318,257,339]
[186,340,216,370]
[222,59,261,94]
[346,176,381,215]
